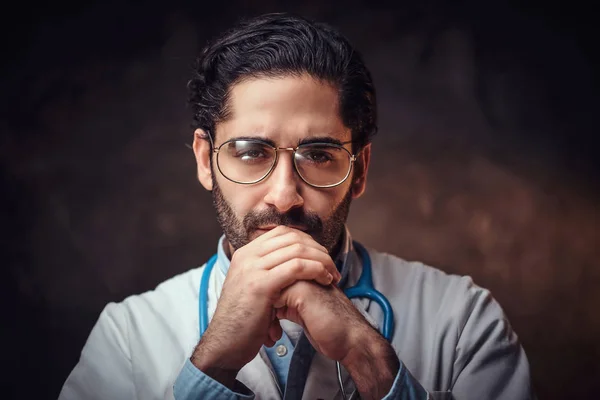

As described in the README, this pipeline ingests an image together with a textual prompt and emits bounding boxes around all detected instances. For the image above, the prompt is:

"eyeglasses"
[207,135,357,188]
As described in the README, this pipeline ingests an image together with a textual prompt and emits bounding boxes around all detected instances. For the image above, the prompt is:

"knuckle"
[292,242,306,254]
[291,258,306,274]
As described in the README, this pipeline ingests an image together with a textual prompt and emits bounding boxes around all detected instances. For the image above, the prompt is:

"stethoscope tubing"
[344,241,394,341]
[199,253,217,338]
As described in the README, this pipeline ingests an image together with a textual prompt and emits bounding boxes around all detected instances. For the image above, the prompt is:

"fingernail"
[327,273,333,284]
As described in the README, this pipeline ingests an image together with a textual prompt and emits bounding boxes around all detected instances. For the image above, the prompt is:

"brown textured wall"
[1,1,598,399]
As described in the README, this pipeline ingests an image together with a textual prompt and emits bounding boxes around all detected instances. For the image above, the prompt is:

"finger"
[268,318,283,343]
[266,258,334,293]
[264,336,276,348]
[275,306,287,318]
[245,228,339,283]
[260,243,339,282]
[232,226,295,261]
[275,301,302,326]
[254,225,307,241]
[248,225,295,245]
[256,230,327,258]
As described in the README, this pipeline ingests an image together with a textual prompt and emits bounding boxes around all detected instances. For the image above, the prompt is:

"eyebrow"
[230,135,277,147]
[229,135,345,147]
[298,136,344,146]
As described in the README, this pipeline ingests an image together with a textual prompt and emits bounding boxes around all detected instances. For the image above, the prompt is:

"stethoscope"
[198,241,395,399]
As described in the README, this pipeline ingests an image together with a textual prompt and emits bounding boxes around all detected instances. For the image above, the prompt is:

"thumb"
[273,283,298,309]
[276,305,304,327]
[275,306,288,320]
[273,282,313,324]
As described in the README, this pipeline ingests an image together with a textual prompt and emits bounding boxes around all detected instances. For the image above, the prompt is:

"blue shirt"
[174,357,423,399]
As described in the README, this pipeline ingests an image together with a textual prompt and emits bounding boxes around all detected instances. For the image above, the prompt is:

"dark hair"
[188,13,377,151]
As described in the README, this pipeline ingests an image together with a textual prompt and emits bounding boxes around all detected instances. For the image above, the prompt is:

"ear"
[351,143,371,199]
[192,129,213,191]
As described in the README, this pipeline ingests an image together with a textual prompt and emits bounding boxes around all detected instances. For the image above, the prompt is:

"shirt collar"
[215,226,355,284]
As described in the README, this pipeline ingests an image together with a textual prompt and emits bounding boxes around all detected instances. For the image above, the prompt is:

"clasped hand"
[192,226,374,373]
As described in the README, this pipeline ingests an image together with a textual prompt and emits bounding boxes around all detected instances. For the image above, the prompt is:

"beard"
[211,175,352,256]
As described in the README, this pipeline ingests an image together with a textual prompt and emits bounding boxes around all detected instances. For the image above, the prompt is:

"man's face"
[193,74,370,255]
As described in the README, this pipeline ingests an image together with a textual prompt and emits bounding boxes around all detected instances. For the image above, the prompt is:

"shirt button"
[275,344,288,357]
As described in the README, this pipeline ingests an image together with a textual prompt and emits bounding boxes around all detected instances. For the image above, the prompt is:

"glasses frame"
[205,132,357,188]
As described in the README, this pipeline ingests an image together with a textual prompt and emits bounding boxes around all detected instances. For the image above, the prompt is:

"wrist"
[190,339,240,389]
[341,327,399,399]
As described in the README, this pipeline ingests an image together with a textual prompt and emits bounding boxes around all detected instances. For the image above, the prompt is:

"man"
[59,13,533,400]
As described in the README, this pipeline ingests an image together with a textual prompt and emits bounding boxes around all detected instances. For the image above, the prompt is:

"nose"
[263,151,304,213]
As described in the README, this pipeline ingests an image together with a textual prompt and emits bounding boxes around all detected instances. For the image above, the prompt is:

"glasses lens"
[295,144,352,187]
[217,140,275,183]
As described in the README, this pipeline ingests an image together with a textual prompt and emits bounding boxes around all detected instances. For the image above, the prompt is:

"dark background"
[1,0,598,399]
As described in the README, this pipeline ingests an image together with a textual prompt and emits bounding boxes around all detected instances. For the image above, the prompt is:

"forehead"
[215,74,351,145]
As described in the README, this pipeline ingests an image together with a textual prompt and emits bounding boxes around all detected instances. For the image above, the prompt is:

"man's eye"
[305,151,333,163]
[233,146,272,164]
[239,149,266,159]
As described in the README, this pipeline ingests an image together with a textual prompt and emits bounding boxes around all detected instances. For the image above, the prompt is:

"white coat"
[59,230,532,399]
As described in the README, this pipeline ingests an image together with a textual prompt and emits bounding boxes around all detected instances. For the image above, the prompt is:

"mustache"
[243,207,323,233]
